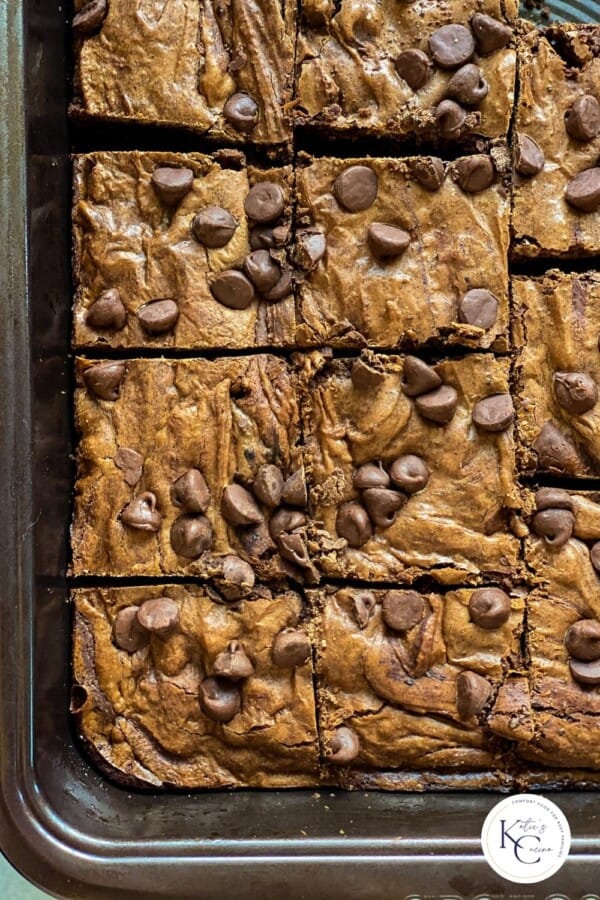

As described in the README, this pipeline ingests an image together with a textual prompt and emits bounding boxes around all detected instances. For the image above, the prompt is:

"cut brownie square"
[295,153,510,351]
[300,351,522,585]
[73,152,295,350]
[71,0,295,146]
[295,0,517,144]
[513,271,600,478]
[512,24,600,260]
[72,584,319,788]
[72,355,314,584]
[518,488,600,778]
[309,584,524,789]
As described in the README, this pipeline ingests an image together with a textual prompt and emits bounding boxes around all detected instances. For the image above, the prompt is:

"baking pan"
[2,2,600,898]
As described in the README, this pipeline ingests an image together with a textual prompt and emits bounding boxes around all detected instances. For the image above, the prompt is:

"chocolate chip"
[238,521,274,558]
[253,464,284,508]
[565,168,600,213]
[223,92,259,133]
[429,24,475,69]
[469,588,511,630]
[192,207,238,248]
[243,251,281,293]
[531,508,574,548]
[170,469,210,513]
[219,555,256,601]
[137,597,179,637]
[249,226,276,250]
[83,360,126,401]
[213,641,255,681]
[472,394,514,433]
[170,514,212,558]
[269,508,307,540]
[244,182,285,223]
[328,726,360,764]
[333,166,378,212]
[228,50,247,73]
[151,167,194,206]
[382,590,425,632]
[470,13,512,54]
[415,385,458,424]
[114,448,143,487]
[388,455,430,493]
[569,658,600,686]
[296,229,327,269]
[336,502,373,547]
[395,48,433,90]
[591,541,600,573]
[278,532,312,570]
[272,629,311,667]
[458,289,499,329]
[121,492,161,532]
[401,356,442,398]
[362,488,406,528]
[565,95,600,142]
[535,488,573,512]
[456,671,493,719]
[353,461,390,490]
[221,484,263,526]
[352,591,377,629]
[533,422,581,474]
[565,619,600,662]
[368,223,411,259]
[514,133,545,177]
[435,99,468,138]
[446,64,489,106]
[261,266,292,302]
[112,606,149,653]
[199,676,241,722]
[351,358,386,389]
[408,157,445,191]
[281,469,308,508]
[86,288,127,330]
[553,372,598,415]
[73,0,108,34]
[137,299,179,334]
[451,155,495,192]
[210,270,255,310]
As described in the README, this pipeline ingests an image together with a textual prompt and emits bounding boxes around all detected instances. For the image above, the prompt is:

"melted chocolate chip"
[451,155,495,192]
[469,588,511,630]
[253,464,284,508]
[269,508,307,540]
[368,223,411,259]
[243,250,281,293]
[353,461,390,490]
[210,270,255,310]
[221,484,263,526]
[565,619,600,662]
[73,0,108,35]
[137,597,179,637]
[281,470,308,508]
[435,99,468,138]
[278,532,312,571]
[199,676,241,722]
[429,24,475,69]
[531,508,574,549]
[244,182,285,223]
[470,13,512,54]
[121,492,161,532]
[472,393,514,432]
[336,501,373,547]
[351,358,386,389]
[192,207,238,248]
[514,133,545,177]
[112,606,149,653]
[223,92,258,133]
[535,487,573,512]
[213,641,255,680]
[401,356,442,398]
[382,590,424,632]
[408,157,445,191]
[328,726,360,764]
[565,168,600,213]
[456,670,493,719]
[296,229,327,268]
[458,289,499,329]
[333,166,378,212]
[533,422,581,474]
[86,288,127,330]
[238,521,274,558]
[569,658,600,686]
[170,469,210,513]
[388,455,430,493]
[272,629,311,667]
[446,64,489,106]
[395,48,433,90]
[553,372,598,415]
[415,385,458,424]
[151,167,194,206]
[137,299,179,334]
[565,95,600,142]
[352,591,377,629]
[219,555,256,600]
[114,448,143,487]
[261,266,292,302]
[170,514,212,558]
[362,488,406,528]
[83,360,126,401]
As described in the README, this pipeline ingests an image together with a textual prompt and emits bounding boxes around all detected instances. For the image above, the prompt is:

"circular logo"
[481,794,571,884]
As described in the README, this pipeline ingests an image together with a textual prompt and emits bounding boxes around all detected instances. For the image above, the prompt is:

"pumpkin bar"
[295,0,517,144]
[71,0,296,147]
[294,153,510,351]
[71,355,315,584]
[72,584,319,788]
[299,351,522,585]
[309,584,525,790]
[72,151,295,350]
[512,271,600,478]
